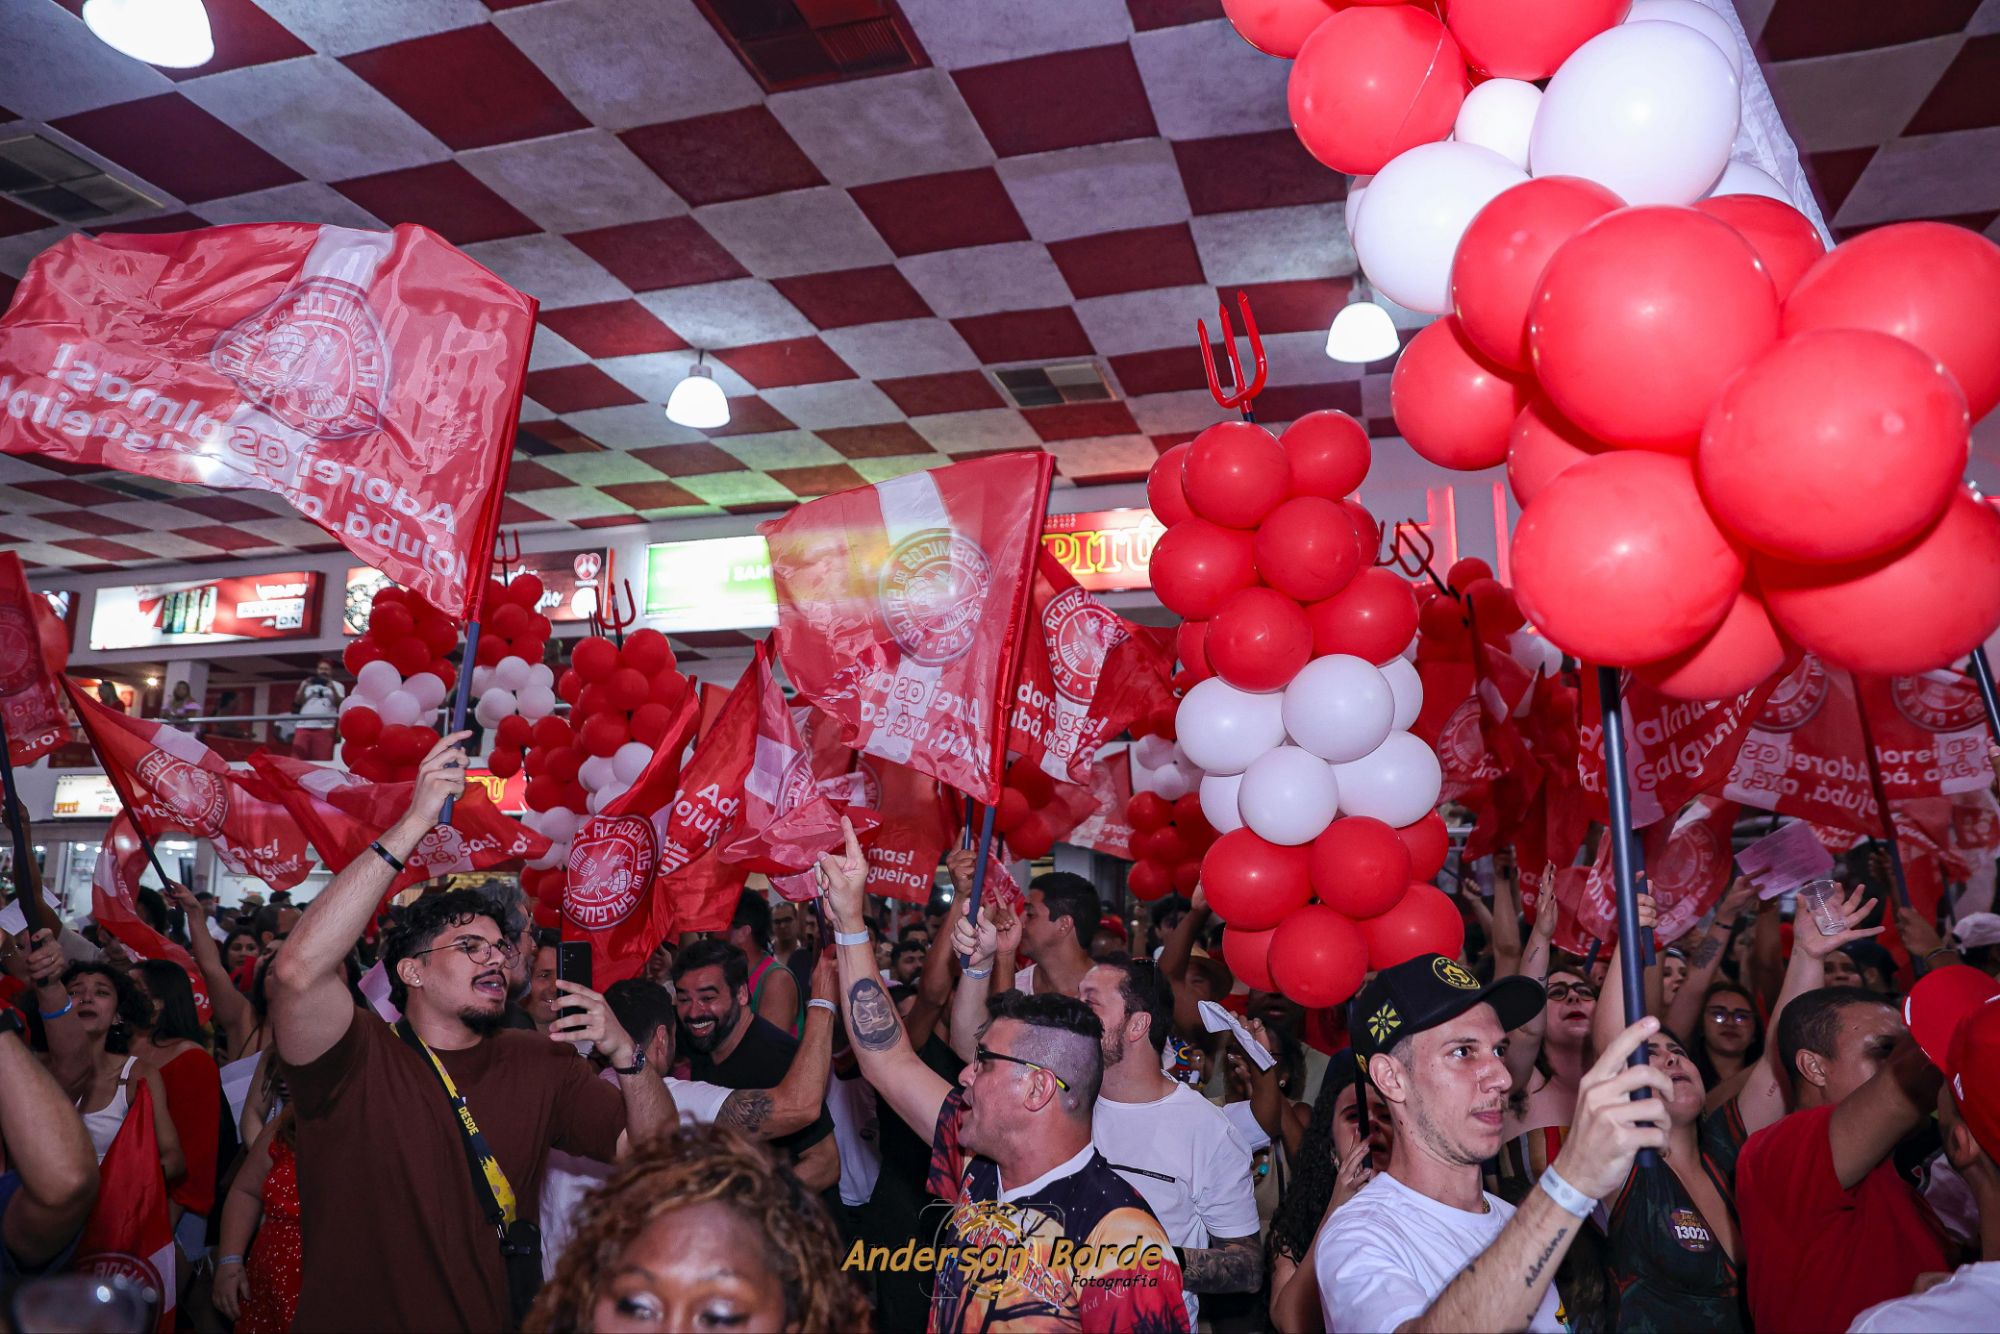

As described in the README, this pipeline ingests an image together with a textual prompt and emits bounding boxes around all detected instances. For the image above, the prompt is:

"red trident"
[1389,518,1452,594]
[492,529,522,583]
[1198,292,1268,419]
[595,547,638,647]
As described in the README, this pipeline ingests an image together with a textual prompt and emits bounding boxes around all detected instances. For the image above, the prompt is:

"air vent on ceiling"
[0,134,160,224]
[989,360,1117,410]
[694,0,926,92]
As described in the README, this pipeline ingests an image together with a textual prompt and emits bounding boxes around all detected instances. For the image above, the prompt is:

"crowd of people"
[2,728,1997,1333]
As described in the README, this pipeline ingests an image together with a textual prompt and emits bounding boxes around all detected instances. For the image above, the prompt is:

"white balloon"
[378,689,421,727]
[1175,677,1289,776]
[1133,735,1176,770]
[1508,629,1564,680]
[579,755,615,792]
[1282,655,1397,763]
[355,659,401,703]
[597,778,632,809]
[470,665,494,697]
[528,662,555,689]
[1331,732,1443,828]
[493,655,532,692]
[1705,159,1788,203]
[404,671,447,711]
[473,699,501,730]
[1345,173,1372,245]
[477,686,516,723]
[1199,772,1246,834]
[612,741,653,785]
[1152,763,1197,801]
[1238,747,1341,846]
[538,807,579,844]
[1530,21,1740,205]
[527,843,566,870]
[586,787,608,814]
[338,694,364,716]
[515,683,557,721]
[1354,141,1527,313]
[1624,0,1744,78]
[1453,79,1542,171]
[1378,656,1424,733]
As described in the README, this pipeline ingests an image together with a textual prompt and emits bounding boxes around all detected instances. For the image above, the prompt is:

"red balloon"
[1464,579,1524,641]
[1010,824,1057,860]
[1396,812,1450,880]
[1202,830,1314,930]
[417,614,460,657]
[524,775,564,812]
[997,786,1030,832]
[1282,410,1372,499]
[1757,490,2000,677]
[572,636,619,683]
[605,667,649,712]
[1699,329,1968,564]
[338,706,381,746]
[433,659,456,693]
[369,601,414,642]
[1693,195,1827,301]
[1269,905,1369,1007]
[1184,421,1290,529]
[1634,589,1788,702]
[1418,594,1471,655]
[1531,206,1781,452]
[546,746,583,784]
[487,748,523,780]
[1254,497,1361,603]
[495,714,533,750]
[387,636,432,677]
[1172,794,1205,828]
[1342,501,1381,568]
[629,701,674,747]
[1207,587,1314,693]
[1176,620,1212,681]
[557,669,582,705]
[1392,316,1530,471]
[473,635,508,668]
[1007,759,1056,808]
[1221,0,1341,57]
[580,713,628,758]
[1362,883,1465,970]
[507,573,545,609]
[572,675,609,719]
[1306,568,1420,664]
[1139,827,1188,865]
[1448,0,1624,79]
[622,628,673,677]
[1172,862,1202,896]
[1310,816,1412,919]
[1512,452,1744,666]
[531,715,572,751]
[651,670,689,709]
[1446,559,1492,593]
[487,601,530,641]
[1147,442,1195,527]
[1452,176,1624,370]
[1783,221,2000,421]
[1506,396,1606,506]
[1290,7,1467,176]
[1151,520,1258,620]
[343,639,383,674]
[1221,926,1279,993]
[1129,860,1175,902]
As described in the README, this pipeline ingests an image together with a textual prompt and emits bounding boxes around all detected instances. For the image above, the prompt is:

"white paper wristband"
[1538,1164,1595,1218]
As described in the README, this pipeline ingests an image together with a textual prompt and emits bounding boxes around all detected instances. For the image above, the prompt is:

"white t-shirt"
[1849,1262,2000,1332]
[826,1069,881,1207]
[1094,1080,1260,1328]
[540,1074,733,1278]
[1314,1170,1564,1334]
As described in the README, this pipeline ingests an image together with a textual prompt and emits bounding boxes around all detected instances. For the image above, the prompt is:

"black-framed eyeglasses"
[975,1043,1070,1091]
[1706,1007,1755,1026]
[1547,981,1597,1002]
[412,936,516,965]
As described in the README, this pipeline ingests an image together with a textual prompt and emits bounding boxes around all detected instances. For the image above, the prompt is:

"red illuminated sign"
[1040,509,1163,592]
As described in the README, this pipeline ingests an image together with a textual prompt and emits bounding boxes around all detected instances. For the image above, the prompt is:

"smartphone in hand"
[556,941,592,1020]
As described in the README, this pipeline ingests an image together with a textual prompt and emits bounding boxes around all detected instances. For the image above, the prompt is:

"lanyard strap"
[396,1020,518,1229]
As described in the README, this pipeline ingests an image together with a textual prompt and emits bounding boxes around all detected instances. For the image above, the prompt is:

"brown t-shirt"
[288,1012,625,1332]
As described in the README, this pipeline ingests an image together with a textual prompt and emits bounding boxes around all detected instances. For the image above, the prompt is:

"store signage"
[644,535,777,633]
[1040,508,1162,592]
[52,774,122,818]
[345,548,608,633]
[90,571,321,650]
[465,767,527,813]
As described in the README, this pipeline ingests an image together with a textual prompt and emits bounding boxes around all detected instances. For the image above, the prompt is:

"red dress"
[157,1047,224,1216]
[239,1138,302,1334]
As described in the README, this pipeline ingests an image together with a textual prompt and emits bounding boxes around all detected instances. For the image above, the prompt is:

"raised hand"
[952,905,1000,971]
[550,980,637,1068]
[1716,874,1758,923]
[811,951,840,1007]
[410,731,472,825]
[1894,904,1947,960]
[815,817,869,929]
[1331,1137,1376,1212]
[1795,882,1884,959]
[944,847,977,896]
[1548,1016,1673,1199]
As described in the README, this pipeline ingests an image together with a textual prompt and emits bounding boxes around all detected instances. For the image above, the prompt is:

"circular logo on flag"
[1891,672,1984,733]
[211,277,386,442]
[0,606,36,691]
[1756,656,1828,732]
[780,755,819,809]
[133,751,228,836]
[1653,821,1725,900]
[75,1250,163,1308]
[1044,586,1125,702]
[566,814,654,929]
[412,824,466,871]
[879,529,991,667]
[1438,698,1485,781]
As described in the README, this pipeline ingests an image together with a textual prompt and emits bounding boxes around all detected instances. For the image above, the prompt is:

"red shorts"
[292,727,335,761]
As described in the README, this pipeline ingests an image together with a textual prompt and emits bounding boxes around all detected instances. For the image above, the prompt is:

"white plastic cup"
[1797,879,1848,937]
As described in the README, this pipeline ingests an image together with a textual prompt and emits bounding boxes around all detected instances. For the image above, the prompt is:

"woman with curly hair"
[528,1121,871,1334]
[1266,1053,1391,1333]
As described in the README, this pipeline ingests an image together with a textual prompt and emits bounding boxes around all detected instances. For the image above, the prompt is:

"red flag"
[1550,835,1618,956]
[1068,755,1137,860]
[0,552,66,766]
[246,753,549,890]
[761,453,1055,804]
[71,1053,177,1331]
[1009,548,1175,784]
[64,681,314,892]
[1643,796,1741,945]
[91,815,210,1023]
[1578,670,1776,828]
[0,224,535,619]
[852,757,954,903]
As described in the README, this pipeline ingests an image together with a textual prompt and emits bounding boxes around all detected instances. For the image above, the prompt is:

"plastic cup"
[1797,879,1848,937]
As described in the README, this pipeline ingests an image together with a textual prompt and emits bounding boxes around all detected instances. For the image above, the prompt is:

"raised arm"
[0,1026,98,1269]
[1747,894,1783,1012]
[1664,876,1757,1045]
[720,954,839,1140]
[1487,853,1524,977]
[1826,1030,1942,1190]
[212,1115,278,1321]
[1161,886,1212,1038]
[903,890,965,1050]
[167,885,253,1045]
[1590,888,1661,1060]
[18,928,91,1096]
[1504,866,1559,1090]
[552,979,674,1157]
[269,732,467,1066]
[823,820,951,1137]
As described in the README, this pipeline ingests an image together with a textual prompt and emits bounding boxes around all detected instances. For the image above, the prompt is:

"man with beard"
[270,734,672,1332]
[671,937,838,1191]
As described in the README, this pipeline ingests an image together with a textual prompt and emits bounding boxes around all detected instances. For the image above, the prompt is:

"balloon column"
[337,587,460,782]
[1147,410,1455,1009]
[1122,781,1216,904]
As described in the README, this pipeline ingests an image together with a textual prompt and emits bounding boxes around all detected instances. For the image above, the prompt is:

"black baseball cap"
[1351,954,1546,1063]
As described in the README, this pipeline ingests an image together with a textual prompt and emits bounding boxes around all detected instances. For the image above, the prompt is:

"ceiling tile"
[522,364,646,413]
[772,265,934,329]
[820,318,981,378]
[1049,223,1207,298]
[1191,202,1350,285]
[896,242,1071,318]
[1023,401,1140,442]
[1000,139,1193,242]
[910,407,1043,454]
[595,349,756,402]
[178,56,449,180]
[255,0,490,56]
[196,181,385,229]
[539,301,687,357]
[621,106,825,206]
[899,0,1134,70]
[0,1,172,121]
[769,463,869,497]
[767,69,994,187]
[566,216,749,291]
[54,94,301,203]
[954,45,1159,158]
[460,232,631,307]
[760,380,903,428]
[629,442,751,476]
[342,24,588,151]
[1172,130,1347,215]
[714,337,857,389]
[877,370,1006,416]
[850,168,1030,256]
[1131,18,1293,140]
[333,160,539,244]
[694,187,893,277]
[819,422,934,459]
[951,306,1095,362]
[714,431,846,470]
[493,0,762,129]
[459,130,688,233]
[1074,283,1214,354]
[635,279,815,349]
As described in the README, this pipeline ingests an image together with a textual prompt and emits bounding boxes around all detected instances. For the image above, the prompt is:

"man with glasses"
[816,821,1189,1331]
[269,733,673,1333]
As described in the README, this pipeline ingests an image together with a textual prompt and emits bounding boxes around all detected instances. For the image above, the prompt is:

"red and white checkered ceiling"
[0,0,1994,576]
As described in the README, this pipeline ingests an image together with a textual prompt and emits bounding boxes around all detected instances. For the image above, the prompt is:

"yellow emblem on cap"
[1433,957,1479,990]
[1367,1003,1400,1043]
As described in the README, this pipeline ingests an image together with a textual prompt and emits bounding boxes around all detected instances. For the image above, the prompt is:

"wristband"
[216,1255,244,1268]
[39,999,73,1021]
[370,840,405,873]
[808,998,837,1014]
[1924,945,1956,961]
[1538,1164,1595,1219]
[833,928,871,947]
[962,965,992,979]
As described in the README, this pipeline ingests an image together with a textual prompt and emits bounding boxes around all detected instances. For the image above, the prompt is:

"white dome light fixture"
[1325,288,1400,365]
[82,0,215,69]
[665,358,729,431]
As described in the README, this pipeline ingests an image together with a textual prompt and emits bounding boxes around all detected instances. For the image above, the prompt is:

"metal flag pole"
[958,803,998,968]
[1595,666,1659,1170]
[1849,673,1915,914]
[1970,648,2000,746]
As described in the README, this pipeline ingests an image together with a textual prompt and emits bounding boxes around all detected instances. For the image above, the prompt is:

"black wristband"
[370,840,405,872]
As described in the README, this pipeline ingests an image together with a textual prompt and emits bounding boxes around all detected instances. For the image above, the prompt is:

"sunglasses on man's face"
[975,1044,1069,1091]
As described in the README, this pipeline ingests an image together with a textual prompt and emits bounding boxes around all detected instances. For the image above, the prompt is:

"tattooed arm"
[1664,875,1755,1045]
[1181,1233,1262,1295]
[821,820,951,1137]
[716,957,838,1140]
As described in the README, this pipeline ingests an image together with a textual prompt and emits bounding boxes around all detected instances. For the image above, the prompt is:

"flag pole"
[440,619,481,825]
[961,795,976,850]
[1595,666,1658,1170]
[1849,673,1916,918]
[0,711,59,938]
[58,681,191,898]
[958,802,998,968]
[1970,648,2000,746]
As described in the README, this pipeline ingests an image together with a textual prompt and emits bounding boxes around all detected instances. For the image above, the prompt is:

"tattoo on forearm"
[1181,1237,1262,1294]
[1524,1227,1567,1289]
[718,1089,773,1136]
[846,978,904,1051]
[1691,934,1723,968]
